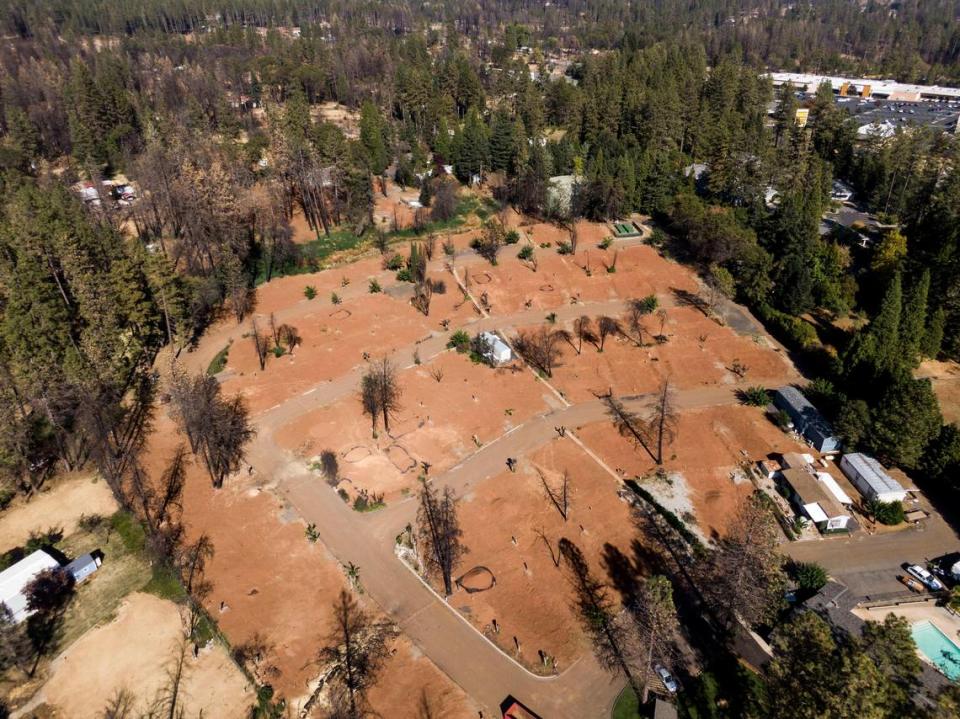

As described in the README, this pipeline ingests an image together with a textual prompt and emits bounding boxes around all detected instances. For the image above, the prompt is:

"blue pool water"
[912,620,960,681]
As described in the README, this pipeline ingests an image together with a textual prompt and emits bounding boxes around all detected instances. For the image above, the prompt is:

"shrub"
[868,499,905,525]
[383,253,404,271]
[304,285,317,300]
[443,238,456,256]
[447,330,471,353]
[517,245,534,261]
[207,344,230,375]
[556,240,573,255]
[369,279,382,293]
[396,268,413,282]
[25,527,64,553]
[505,229,521,245]
[305,523,320,542]
[272,345,284,358]
[599,237,613,249]
[331,292,341,304]
[740,386,770,406]
[319,450,339,485]
[429,278,446,294]
[78,513,106,532]
[756,303,819,349]
[792,561,828,594]
[337,488,350,503]
[0,487,14,511]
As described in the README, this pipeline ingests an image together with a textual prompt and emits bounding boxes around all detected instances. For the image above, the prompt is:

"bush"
[447,330,471,352]
[740,386,769,406]
[25,527,64,552]
[868,499,905,525]
[395,268,413,282]
[756,303,819,349]
[304,285,317,300]
[330,292,341,305]
[517,245,534,261]
[383,253,404,271]
[0,487,14,511]
[599,237,613,249]
[271,345,284,358]
[337,488,350,503]
[368,279,382,293]
[78,513,106,532]
[505,229,520,245]
[792,561,828,594]
[556,240,573,255]
[207,344,230,375]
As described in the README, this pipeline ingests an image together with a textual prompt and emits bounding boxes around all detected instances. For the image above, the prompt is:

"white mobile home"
[839,453,907,503]
[0,550,62,623]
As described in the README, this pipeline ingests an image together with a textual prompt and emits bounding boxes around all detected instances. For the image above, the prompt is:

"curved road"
[202,233,797,718]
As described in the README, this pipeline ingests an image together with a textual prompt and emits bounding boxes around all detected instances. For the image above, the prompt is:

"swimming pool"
[912,620,960,681]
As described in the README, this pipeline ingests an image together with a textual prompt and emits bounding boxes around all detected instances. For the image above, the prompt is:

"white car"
[906,564,944,591]
[655,664,678,694]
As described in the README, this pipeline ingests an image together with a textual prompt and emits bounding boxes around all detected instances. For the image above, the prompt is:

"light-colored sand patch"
[0,474,117,552]
[35,592,252,719]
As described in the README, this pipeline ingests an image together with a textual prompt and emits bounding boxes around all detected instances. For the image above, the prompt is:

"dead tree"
[269,312,279,346]
[251,318,268,370]
[597,316,621,352]
[360,372,382,435]
[514,326,564,377]
[277,324,301,353]
[319,590,396,718]
[537,468,571,520]
[533,527,561,567]
[573,316,595,354]
[559,538,642,700]
[412,281,433,316]
[416,480,467,596]
[360,358,402,435]
[650,382,678,465]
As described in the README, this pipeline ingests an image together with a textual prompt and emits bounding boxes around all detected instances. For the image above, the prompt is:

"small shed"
[773,387,841,453]
[65,553,101,584]
[0,550,62,623]
[839,453,907,503]
[478,332,512,365]
[781,468,851,532]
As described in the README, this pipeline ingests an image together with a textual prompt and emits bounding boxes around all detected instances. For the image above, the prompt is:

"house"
[478,332,512,365]
[0,550,62,623]
[781,451,816,469]
[781,468,851,532]
[839,453,907,503]
[773,387,841,453]
[65,553,101,584]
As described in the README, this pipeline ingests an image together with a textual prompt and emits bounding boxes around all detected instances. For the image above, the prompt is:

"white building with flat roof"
[768,72,960,102]
[0,550,61,623]
[840,453,908,504]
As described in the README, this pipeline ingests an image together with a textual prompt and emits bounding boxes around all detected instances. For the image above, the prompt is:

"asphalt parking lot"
[839,96,960,132]
[786,491,959,601]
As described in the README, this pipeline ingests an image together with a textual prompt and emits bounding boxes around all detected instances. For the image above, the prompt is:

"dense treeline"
[4,1,960,84]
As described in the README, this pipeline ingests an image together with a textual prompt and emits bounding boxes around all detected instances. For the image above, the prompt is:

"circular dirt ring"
[329,309,352,320]
[539,284,555,292]
[455,566,497,593]
[386,443,417,473]
[342,446,372,463]
[472,272,492,285]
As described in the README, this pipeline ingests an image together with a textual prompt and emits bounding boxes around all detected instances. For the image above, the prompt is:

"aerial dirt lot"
[450,436,641,672]
[275,350,553,502]
[140,213,800,713]
[918,359,960,425]
[28,593,252,719]
[0,473,116,551]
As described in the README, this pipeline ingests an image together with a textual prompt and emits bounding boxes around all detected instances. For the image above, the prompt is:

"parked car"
[906,564,945,591]
[655,664,678,694]
[898,574,925,593]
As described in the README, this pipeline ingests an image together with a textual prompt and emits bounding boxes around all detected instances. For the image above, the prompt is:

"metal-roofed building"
[773,386,841,453]
[839,453,907,503]
[0,550,62,623]
[781,468,851,532]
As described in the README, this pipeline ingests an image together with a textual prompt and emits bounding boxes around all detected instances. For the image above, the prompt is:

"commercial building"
[769,72,960,102]
[839,452,908,503]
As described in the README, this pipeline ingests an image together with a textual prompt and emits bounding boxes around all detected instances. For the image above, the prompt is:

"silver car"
[655,664,678,694]
[906,564,945,591]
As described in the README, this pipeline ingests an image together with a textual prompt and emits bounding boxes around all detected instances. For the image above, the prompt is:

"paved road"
[786,506,959,600]
[212,231,802,717]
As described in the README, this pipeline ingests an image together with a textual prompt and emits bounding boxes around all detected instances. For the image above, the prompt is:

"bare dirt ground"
[0,474,117,552]
[576,404,810,539]
[372,179,422,231]
[274,350,553,502]
[25,593,252,719]
[450,436,642,671]
[138,214,803,716]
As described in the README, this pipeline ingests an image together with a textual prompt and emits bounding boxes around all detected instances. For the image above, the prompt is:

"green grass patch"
[143,562,187,601]
[387,196,481,239]
[254,229,367,285]
[207,344,230,375]
[612,686,641,719]
[110,510,146,553]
